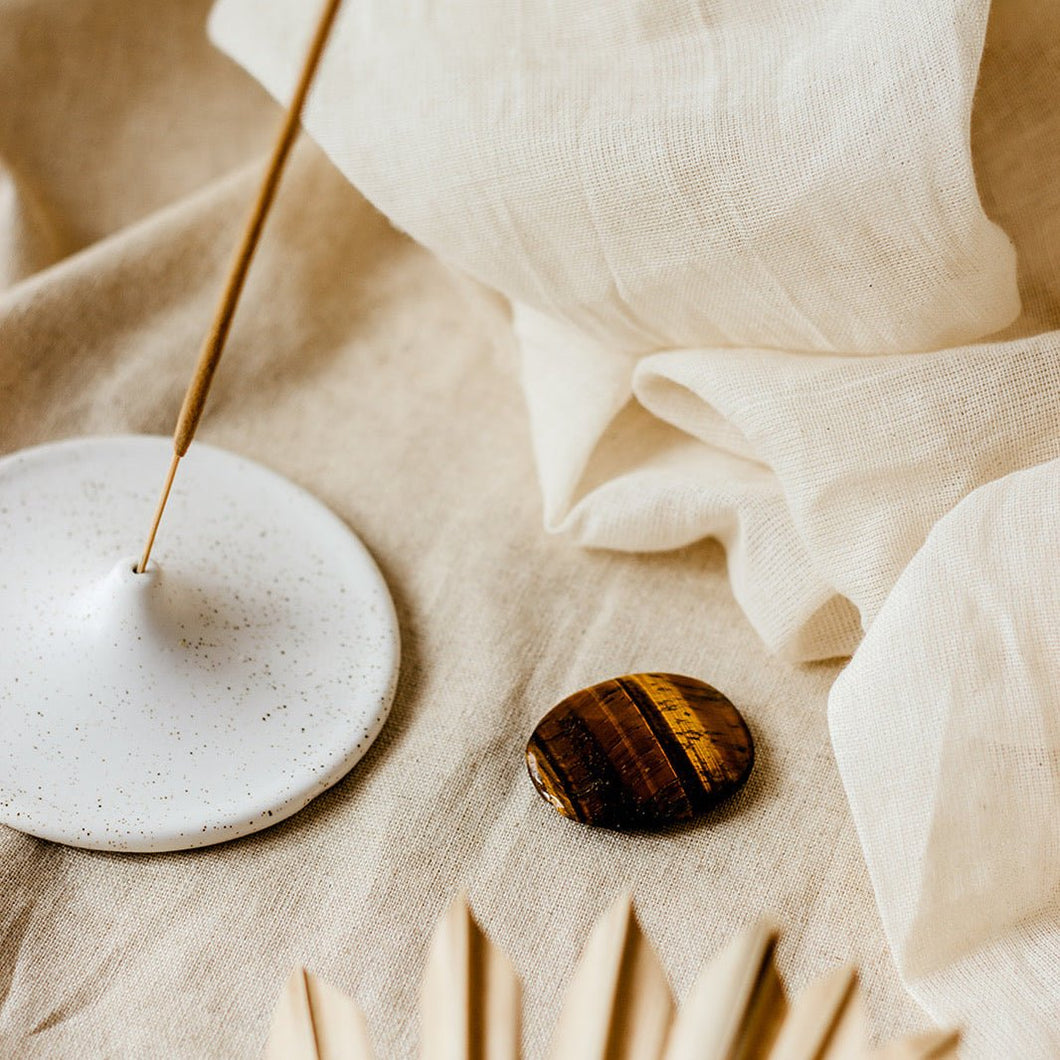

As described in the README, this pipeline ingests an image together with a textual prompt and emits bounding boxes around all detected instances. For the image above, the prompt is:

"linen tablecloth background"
[0,0,1055,1056]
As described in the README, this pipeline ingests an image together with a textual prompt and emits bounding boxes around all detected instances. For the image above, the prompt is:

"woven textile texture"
[2,0,1058,1055]
[0,0,931,1056]
[831,457,1060,1058]
[206,0,1060,1055]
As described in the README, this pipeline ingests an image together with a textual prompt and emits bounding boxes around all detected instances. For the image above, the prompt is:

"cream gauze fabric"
[208,0,1060,1055]
[206,0,1050,664]
[830,457,1060,1059]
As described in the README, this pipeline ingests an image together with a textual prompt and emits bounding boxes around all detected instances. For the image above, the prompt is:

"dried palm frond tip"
[265,894,960,1059]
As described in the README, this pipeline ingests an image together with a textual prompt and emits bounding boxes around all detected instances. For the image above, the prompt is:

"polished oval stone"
[525,673,754,829]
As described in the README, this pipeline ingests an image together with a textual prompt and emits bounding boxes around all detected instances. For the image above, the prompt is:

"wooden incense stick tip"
[135,451,180,574]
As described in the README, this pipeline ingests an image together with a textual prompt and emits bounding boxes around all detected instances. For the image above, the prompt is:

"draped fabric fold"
[207,0,1060,1053]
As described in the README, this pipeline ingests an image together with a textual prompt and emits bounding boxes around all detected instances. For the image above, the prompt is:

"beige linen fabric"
[203,1,1060,1056]
[204,0,1060,1054]
[0,1,931,1057]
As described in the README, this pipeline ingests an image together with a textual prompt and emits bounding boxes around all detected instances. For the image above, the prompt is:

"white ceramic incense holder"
[0,435,399,853]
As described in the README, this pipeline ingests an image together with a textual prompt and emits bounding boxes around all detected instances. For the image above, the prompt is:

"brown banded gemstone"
[525,673,754,829]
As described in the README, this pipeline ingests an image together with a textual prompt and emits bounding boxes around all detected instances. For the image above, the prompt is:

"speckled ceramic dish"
[0,435,399,852]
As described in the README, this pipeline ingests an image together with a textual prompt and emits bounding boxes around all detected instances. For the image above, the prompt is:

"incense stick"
[135,0,344,574]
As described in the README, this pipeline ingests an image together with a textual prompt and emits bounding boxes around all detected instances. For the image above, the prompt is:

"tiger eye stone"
[525,673,754,829]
